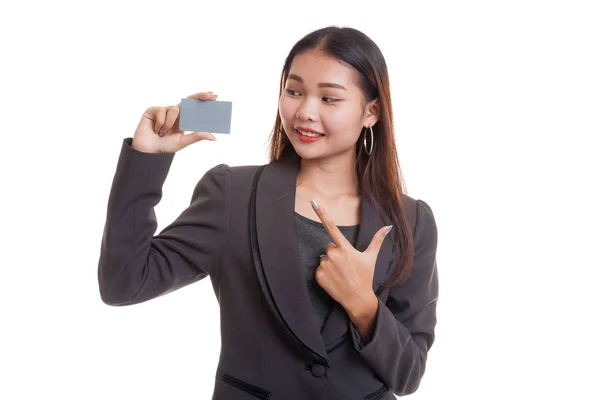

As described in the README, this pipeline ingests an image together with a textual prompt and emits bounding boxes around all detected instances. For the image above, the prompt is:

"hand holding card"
[131,91,226,154]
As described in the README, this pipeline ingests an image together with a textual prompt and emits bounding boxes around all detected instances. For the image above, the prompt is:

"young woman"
[99,26,439,400]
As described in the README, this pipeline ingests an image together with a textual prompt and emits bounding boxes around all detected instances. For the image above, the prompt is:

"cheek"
[322,107,363,139]
[278,96,296,125]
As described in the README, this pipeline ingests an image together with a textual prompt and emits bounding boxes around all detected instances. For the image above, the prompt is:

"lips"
[296,129,323,143]
[295,126,324,137]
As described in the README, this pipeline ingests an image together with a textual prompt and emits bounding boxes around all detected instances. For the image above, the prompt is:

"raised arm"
[98,138,231,306]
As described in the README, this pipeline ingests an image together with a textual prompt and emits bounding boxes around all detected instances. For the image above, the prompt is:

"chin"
[290,146,322,160]
[284,132,345,160]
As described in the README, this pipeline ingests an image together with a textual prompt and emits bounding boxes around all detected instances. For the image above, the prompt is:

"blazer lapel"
[254,155,328,362]
[253,155,395,358]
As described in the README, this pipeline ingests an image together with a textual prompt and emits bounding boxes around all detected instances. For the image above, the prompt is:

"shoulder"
[203,163,264,178]
[400,193,437,240]
[211,157,296,183]
[200,163,266,194]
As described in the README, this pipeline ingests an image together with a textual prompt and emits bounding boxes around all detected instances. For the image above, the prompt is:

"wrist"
[346,292,378,320]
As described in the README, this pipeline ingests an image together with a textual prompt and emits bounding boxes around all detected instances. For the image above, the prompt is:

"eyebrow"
[287,74,347,90]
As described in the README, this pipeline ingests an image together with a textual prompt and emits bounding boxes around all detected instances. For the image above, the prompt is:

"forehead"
[288,49,360,88]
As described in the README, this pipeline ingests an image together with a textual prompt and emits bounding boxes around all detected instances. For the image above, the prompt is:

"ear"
[364,98,380,128]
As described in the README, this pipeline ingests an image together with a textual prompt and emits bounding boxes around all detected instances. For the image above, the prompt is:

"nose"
[296,98,318,122]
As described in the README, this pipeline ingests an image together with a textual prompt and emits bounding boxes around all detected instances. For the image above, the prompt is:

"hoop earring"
[363,126,374,155]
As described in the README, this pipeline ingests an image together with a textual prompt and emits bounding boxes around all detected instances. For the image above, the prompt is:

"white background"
[1,0,599,399]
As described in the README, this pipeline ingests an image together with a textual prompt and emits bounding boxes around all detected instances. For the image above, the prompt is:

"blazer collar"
[254,155,394,362]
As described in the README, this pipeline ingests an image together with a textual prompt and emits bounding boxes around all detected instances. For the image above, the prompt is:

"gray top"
[294,211,359,331]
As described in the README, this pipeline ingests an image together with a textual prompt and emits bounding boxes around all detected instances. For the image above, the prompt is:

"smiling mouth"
[295,128,325,138]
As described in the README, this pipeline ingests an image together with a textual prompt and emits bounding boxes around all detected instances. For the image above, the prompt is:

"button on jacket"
[98,138,439,400]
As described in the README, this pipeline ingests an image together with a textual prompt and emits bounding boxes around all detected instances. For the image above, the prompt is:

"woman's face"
[278,49,377,161]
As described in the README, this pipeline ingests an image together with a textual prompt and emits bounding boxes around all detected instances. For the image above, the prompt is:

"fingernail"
[158,129,166,137]
[310,200,319,209]
[384,225,393,235]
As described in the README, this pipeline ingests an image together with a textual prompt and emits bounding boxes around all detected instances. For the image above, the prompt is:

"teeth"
[297,129,322,138]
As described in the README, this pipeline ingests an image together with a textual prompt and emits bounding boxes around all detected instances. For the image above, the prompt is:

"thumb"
[365,225,393,255]
[179,131,217,149]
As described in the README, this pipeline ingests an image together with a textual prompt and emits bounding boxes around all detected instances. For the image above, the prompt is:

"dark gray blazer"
[98,138,439,400]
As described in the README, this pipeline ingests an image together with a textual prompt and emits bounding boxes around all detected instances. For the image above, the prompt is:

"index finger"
[311,200,351,248]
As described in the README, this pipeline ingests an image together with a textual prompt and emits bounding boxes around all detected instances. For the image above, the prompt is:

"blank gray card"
[179,98,232,134]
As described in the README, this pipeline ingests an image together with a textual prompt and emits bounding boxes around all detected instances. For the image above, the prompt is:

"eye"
[286,89,300,96]
[322,97,339,103]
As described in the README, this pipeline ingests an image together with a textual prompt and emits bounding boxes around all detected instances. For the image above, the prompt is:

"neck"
[296,151,359,197]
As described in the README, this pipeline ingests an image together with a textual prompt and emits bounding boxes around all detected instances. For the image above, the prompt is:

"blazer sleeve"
[97,138,231,306]
[349,199,439,396]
